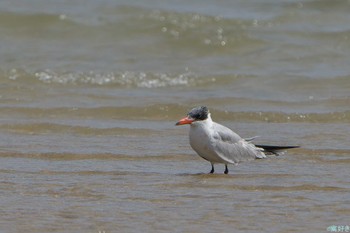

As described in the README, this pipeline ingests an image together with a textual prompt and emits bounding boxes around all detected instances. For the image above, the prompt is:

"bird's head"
[175,106,209,126]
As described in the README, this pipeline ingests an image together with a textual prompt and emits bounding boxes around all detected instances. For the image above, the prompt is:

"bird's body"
[189,115,265,164]
[176,106,298,174]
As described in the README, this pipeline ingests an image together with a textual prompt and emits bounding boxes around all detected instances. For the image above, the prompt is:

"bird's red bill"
[175,117,194,125]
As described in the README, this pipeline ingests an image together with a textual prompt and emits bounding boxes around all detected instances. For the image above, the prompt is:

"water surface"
[0,0,349,232]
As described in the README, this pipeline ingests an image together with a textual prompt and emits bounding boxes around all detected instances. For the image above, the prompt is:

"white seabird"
[176,106,298,174]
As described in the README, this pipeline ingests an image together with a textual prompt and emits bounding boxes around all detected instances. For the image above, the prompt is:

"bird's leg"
[224,164,229,174]
[209,163,214,174]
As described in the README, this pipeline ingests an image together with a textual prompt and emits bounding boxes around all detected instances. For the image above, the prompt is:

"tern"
[175,106,298,174]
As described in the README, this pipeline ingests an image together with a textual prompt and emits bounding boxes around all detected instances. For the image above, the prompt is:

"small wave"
[2,104,350,123]
[210,109,350,123]
[0,123,157,136]
[3,69,198,88]
[0,151,187,162]
[0,11,70,28]
[35,70,196,87]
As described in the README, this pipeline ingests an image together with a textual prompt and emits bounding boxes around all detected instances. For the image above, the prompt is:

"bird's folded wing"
[212,123,266,163]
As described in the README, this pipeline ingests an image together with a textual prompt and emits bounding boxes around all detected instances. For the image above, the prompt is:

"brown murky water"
[1,0,350,232]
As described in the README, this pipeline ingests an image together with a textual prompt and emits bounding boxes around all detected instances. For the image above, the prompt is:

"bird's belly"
[189,128,227,164]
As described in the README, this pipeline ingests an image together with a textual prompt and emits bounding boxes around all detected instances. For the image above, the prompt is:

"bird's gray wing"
[211,123,266,163]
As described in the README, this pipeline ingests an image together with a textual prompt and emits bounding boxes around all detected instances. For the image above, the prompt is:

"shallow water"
[0,0,350,232]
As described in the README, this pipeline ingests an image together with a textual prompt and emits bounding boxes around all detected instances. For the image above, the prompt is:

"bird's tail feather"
[254,145,299,155]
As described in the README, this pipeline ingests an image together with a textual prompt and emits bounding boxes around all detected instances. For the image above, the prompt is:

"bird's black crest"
[188,106,209,120]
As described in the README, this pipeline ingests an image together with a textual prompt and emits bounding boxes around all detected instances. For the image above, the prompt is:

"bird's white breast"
[189,119,229,164]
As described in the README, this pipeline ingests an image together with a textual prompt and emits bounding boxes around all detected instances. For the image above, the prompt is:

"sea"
[0,0,349,232]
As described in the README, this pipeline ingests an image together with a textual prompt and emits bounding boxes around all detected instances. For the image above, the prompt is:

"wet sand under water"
[0,129,349,233]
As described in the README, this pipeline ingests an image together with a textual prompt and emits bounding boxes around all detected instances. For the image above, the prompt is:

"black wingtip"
[254,145,300,154]
[255,145,300,150]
